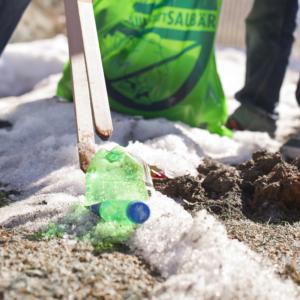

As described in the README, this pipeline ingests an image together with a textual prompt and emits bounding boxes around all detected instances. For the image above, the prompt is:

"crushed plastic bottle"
[85,146,152,225]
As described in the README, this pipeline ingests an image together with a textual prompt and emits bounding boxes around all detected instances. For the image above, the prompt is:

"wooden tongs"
[64,0,113,173]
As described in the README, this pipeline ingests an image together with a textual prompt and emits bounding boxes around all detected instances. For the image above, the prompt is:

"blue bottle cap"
[90,202,101,217]
[127,201,150,224]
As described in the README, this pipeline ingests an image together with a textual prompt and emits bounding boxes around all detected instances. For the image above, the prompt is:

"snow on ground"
[0,37,300,299]
[0,35,68,98]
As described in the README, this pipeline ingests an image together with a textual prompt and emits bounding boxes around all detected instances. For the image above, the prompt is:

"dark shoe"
[226,105,277,137]
[226,116,247,131]
[0,120,12,129]
[280,134,300,159]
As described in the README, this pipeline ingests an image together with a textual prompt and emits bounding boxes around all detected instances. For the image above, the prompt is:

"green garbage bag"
[57,0,232,137]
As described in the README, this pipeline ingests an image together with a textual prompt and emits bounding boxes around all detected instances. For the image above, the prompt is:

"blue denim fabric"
[0,0,32,55]
[235,0,299,121]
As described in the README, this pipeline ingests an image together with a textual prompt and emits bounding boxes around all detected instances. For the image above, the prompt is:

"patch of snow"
[0,35,68,98]
[133,193,299,300]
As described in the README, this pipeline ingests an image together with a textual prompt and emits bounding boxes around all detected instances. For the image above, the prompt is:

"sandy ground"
[0,227,159,300]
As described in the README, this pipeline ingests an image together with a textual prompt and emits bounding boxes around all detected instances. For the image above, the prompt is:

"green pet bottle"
[85,146,151,225]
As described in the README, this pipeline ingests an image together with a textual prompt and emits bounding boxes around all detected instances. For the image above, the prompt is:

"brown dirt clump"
[154,168,244,221]
[291,156,300,171]
[236,151,284,192]
[197,157,233,175]
[155,150,300,223]
[251,162,300,222]
[0,227,161,300]
[154,175,205,203]
[202,169,241,196]
[154,173,243,218]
